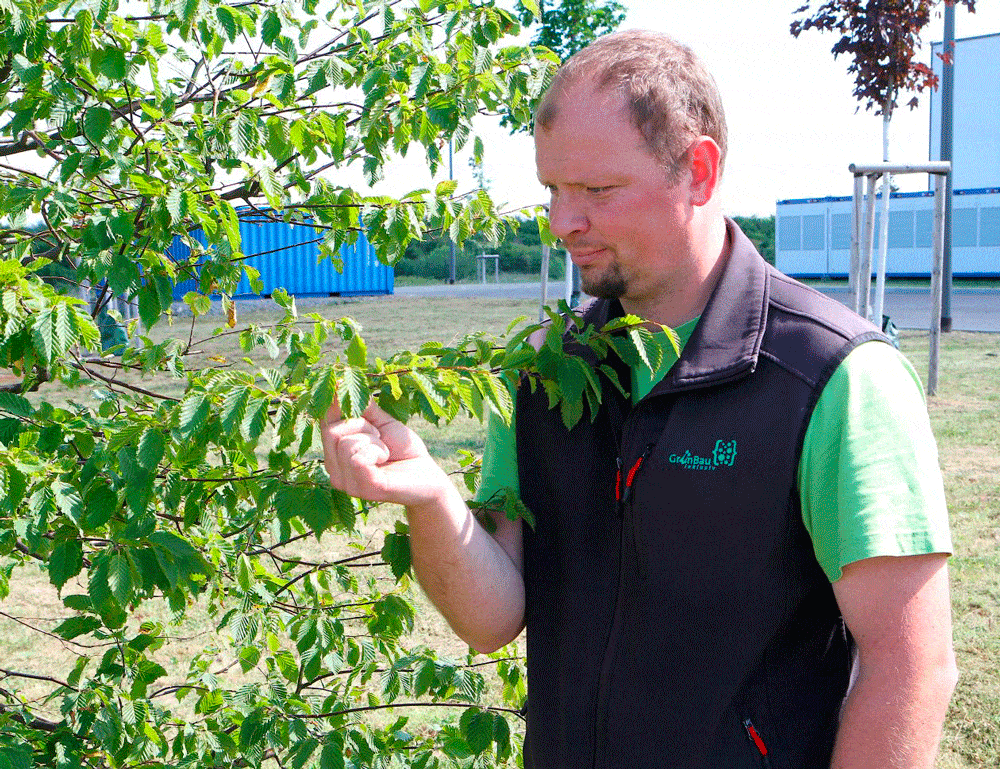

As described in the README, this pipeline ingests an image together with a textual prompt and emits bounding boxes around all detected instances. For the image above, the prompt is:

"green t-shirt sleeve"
[475,405,519,505]
[798,340,953,582]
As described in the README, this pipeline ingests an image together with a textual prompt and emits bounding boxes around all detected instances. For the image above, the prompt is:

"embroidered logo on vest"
[668,440,737,470]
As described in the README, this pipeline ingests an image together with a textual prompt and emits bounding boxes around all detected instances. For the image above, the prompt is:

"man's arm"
[831,553,958,769]
[321,401,524,653]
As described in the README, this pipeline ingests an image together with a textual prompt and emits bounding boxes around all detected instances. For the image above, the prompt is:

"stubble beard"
[579,256,628,300]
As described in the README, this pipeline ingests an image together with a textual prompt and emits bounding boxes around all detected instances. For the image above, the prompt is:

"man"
[321,30,957,769]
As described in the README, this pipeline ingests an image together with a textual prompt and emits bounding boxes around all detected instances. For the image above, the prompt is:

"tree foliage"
[0,1,672,766]
[790,0,977,115]
[516,0,626,63]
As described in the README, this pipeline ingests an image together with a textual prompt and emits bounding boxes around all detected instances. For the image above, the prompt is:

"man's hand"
[321,400,451,508]
[320,398,525,653]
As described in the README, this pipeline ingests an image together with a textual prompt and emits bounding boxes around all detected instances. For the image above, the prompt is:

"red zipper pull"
[743,719,768,757]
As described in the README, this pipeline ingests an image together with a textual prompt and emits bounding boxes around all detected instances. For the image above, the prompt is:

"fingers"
[335,431,391,467]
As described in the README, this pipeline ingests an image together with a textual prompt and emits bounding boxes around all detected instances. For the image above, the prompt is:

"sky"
[362,0,1000,218]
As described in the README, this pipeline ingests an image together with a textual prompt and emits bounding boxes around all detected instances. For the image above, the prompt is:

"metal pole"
[940,4,955,332]
[929,172,947,395]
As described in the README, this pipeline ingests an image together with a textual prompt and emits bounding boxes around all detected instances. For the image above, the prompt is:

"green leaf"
[138,284,160,328]
[108,550,134,606]
[337,366,370,419]
[49,538,84,590]
[85,483,118,528]
[220,385,250,434]
[241,397,268,442]
[52,480,84,524]
[92,48,127,80]
[380,531,411,581]
[178,392,210,436]
[216,6,238,41]
[137,429,166,471]
[460,708,494,754]
[0,393,32,418]
[53,615,103,641]
[520,0,540,19]
[261,11,281,46]
[346,333,367,368]
[84,106,112,143]
[320,735,346,769]
[240,710,269,751]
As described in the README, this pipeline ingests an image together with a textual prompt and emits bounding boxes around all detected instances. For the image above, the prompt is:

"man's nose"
[548,193,589,240]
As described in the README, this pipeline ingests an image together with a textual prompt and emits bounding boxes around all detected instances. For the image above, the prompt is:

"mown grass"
[3,295,997,766]
[901,330,1000,768]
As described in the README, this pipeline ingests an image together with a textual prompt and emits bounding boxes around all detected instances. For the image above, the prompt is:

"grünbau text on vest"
[668,440,737,471]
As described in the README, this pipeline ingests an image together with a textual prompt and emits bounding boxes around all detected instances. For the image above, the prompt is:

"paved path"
[395,282,999,332]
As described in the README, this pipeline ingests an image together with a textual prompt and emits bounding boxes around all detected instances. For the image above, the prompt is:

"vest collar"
[582,218,769,395]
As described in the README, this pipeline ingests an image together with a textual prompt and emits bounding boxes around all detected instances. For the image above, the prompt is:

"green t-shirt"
[475,325,951,583]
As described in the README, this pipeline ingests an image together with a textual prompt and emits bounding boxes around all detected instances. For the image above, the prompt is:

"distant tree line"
[732,215,775,266]
[396,217,566,280]
[396,214,775,280]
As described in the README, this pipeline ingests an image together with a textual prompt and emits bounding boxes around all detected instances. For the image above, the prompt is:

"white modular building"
[776,33,1000,279]
[776,187,1000,278]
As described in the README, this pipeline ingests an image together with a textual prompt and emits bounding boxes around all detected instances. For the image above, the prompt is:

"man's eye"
[587,186,612,194]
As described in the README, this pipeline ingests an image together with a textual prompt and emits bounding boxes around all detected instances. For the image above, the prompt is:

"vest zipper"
[594,442,655,767]
[592,479,629,769]
[743,718,774,769]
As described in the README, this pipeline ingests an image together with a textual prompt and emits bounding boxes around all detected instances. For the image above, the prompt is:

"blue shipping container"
[168,213,393,299]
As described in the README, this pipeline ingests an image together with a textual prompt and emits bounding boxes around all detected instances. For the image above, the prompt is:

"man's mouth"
[568,247,608,266]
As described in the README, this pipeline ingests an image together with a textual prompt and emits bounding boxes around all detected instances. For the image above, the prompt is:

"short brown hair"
[535,29,728,179]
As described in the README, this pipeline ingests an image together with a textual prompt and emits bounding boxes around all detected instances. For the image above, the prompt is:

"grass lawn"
[2,295,997,766]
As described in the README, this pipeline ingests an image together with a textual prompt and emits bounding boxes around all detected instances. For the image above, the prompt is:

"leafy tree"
[0,1,672,766]
[517,0,627,63]
[790,0,976,116]
[790,0,977,314]
[732,215,775,266]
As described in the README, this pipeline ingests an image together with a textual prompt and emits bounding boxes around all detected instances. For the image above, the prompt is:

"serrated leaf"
[177,392,210,436]
[52,479,84,523]
[460,708,493,754]
[261,11,281,46]
[221,386,250,434]
[137,429,166,471]
[380,532,410,581]
[49,539,84,590]
[346,333,367,368]
[216,6,237,41]
[85,483,118,528]
[93,47,127,80]
[0,392,32,417]
[84,106,112,143]
[435,179,458,197]
[409,370,447,419]
[241,397,268,442]
[108,550,134,606]
[320,737,346,769]
[337,366,370,418]
[166,188,184,223]
[239,645,261,673]
[240,710,269,751]
[53,615,103,641]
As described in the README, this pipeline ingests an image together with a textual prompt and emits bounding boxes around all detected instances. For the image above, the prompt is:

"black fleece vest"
[515,221,888,769]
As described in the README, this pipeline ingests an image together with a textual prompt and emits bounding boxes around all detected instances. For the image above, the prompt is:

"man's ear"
[686,136,722,207]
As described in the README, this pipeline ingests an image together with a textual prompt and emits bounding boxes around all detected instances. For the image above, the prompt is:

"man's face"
[535,84,695,315]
